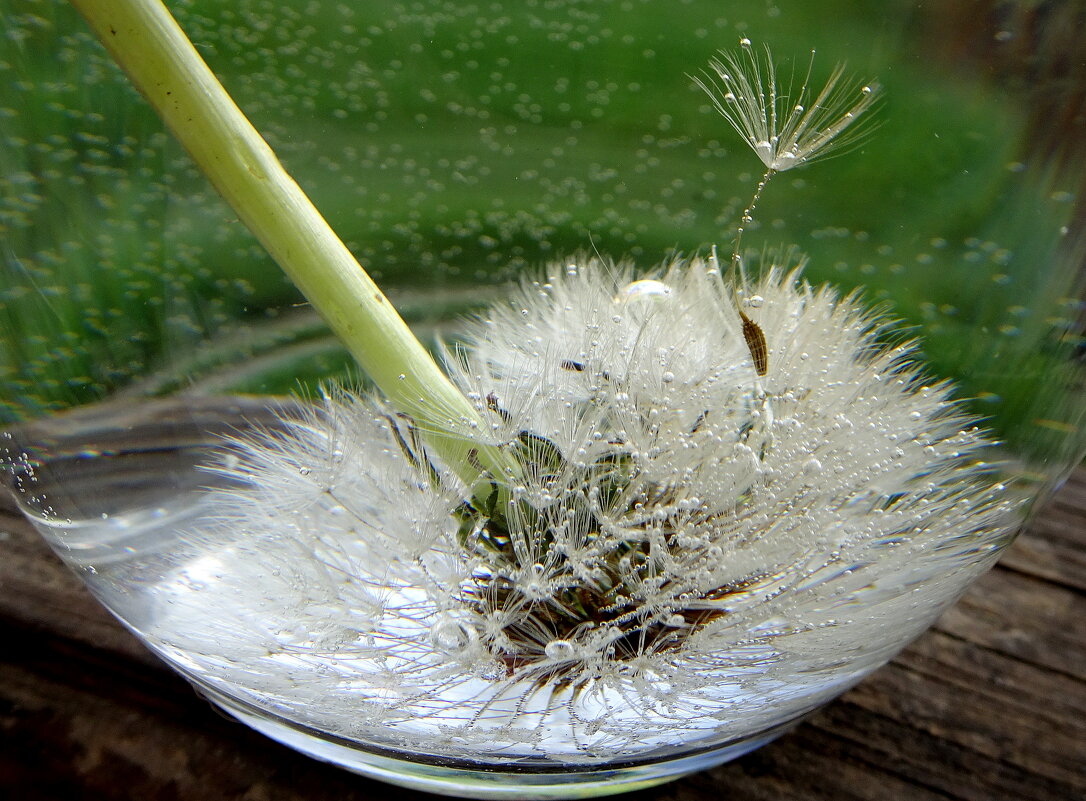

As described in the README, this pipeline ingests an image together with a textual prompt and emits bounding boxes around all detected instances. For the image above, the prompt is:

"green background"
[1,0,1082,463]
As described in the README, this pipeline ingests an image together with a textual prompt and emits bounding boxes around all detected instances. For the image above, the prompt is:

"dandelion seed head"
[154,256,1021,760]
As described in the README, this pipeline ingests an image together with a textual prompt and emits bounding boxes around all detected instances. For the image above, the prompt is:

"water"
[5,395,1017,767]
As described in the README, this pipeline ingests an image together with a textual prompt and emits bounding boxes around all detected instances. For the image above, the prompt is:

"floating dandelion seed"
[694,43,880,372]
[692,42,881,172]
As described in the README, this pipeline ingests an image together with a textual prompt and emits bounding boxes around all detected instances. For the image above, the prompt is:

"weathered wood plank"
[998,470,1086,592]
[807,699,1077,801]
[935,567,1086,681]
[846,659,1084,790]
[0,658,398,801]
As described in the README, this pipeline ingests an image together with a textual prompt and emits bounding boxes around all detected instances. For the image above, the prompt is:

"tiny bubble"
[544,639,577,660]
[430,615,479,651]
[619,278,672,303]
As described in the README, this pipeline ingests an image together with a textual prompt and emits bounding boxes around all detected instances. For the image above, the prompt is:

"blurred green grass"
[1,0,1081,462]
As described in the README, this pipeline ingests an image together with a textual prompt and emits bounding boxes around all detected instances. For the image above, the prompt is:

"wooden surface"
[1,413,1083,801]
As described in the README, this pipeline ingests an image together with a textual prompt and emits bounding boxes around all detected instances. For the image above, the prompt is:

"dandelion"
[150,253,1020,761]
[76,15,1015,764]
[25,0,1031,785]
[134,41,1019,766]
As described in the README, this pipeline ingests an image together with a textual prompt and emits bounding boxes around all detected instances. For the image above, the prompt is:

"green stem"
[67,0,516,487]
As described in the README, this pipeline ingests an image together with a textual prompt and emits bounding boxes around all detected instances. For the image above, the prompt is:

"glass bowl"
[0,382,1040,798]
[3,1,1084,798]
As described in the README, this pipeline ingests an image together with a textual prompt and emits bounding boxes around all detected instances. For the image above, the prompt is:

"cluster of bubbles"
[2,0,1080,466]
[1,0,763,420]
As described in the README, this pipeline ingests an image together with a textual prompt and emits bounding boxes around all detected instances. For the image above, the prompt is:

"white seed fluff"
[149,255,1020,762]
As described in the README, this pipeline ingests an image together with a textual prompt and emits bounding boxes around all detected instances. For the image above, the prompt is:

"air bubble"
[430,614,479,652]
[544,639,577,660]
[618,279,672,303]
[479,662,507,681]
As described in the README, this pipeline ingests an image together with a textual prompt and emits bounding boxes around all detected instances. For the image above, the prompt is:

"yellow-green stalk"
[68,0,516,487]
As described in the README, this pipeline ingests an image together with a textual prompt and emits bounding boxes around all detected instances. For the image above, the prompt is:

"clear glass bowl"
[2,1,1084,798]
[0,395,1023,798]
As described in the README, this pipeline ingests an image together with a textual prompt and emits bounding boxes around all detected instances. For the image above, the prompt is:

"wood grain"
[1,402,1083,801]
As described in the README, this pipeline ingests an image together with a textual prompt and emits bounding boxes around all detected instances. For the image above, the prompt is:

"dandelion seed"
[739,309,769,376]
[694,44,880,369]
[692,44,880,172]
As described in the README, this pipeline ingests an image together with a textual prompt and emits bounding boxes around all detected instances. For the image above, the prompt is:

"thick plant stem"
[68,0,515,487]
